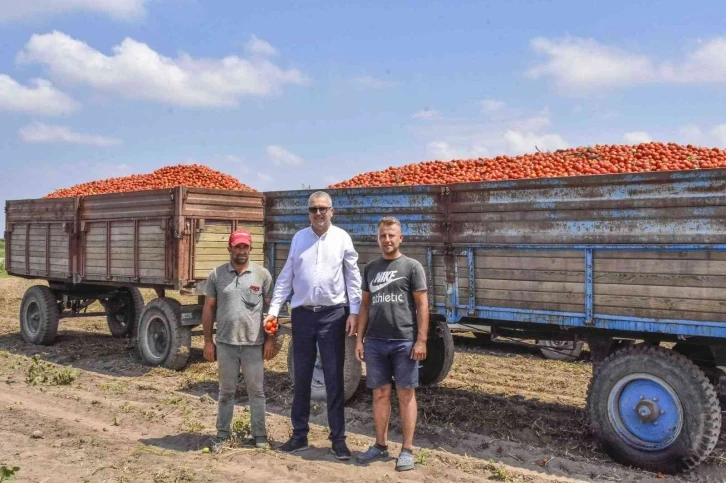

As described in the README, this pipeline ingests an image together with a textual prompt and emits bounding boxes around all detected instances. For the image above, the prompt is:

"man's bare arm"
[202,296,217,361]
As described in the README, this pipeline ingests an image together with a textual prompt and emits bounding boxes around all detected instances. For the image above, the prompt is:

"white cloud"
[0,0,147,21]
[527,36,726,91]
[480,99,531,121]
[257,173,273,182]
[623,131,652,144]
[266,145,303,166]
[503,130,568,155]
[711,125,726,146]
[673,38,726,83]
[418,103,568,159]
[19,121,122,146]
[0,74,78,115]
[679,125,705,142]
[481,99,506,114]
[527,37,655,90]
[412,109,439,120]
[245,35,278,57]
[17,31,306,108]
[510,115,551,132]
[426,141,490,160]
[352,75,397,89]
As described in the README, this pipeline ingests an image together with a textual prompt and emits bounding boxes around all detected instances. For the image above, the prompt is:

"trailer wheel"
[137,298,191,370]
[19,285,59,345]
[586,345,721,474]
[538,339,584,362]
[105,287,144,338]
[287,334,362,403]
[419,319,454,386]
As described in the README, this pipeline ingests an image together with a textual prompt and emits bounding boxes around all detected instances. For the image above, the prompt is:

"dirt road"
[1,278,724,482]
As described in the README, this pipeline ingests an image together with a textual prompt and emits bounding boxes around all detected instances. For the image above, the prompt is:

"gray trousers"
[216,341,266,439]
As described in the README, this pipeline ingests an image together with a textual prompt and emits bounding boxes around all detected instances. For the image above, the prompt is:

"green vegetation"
[99,381,127,394]
[0,465,20,481]
[231,414,251,439]
[26,355,80,386]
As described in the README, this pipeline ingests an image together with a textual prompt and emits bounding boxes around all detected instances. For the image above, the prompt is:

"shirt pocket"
[241,285,263,309]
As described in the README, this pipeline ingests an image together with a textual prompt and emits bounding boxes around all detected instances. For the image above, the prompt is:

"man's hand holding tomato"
[263,315,278,335]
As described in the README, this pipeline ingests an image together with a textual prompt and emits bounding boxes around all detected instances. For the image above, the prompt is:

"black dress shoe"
[277,437,309,454]
[331,441,352,460]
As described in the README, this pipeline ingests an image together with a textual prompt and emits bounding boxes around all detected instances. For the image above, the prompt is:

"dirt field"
[1,278,724,483]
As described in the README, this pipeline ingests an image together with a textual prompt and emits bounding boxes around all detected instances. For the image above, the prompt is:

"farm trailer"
[4,187,268,370]
[264,168,726,474]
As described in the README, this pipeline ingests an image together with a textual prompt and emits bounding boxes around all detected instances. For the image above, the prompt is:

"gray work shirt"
[204,262,273,346]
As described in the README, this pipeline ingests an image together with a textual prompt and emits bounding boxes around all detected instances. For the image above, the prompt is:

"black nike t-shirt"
[361,255,427,341]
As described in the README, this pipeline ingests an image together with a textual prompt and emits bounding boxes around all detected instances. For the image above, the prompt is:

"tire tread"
[19,285,59,345]
[586,344,721,473]
[137,297,191,371]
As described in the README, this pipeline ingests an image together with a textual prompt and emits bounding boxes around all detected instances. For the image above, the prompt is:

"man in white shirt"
[264,191,362,460]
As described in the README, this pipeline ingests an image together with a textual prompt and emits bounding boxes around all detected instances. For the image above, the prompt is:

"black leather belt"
[299,304,345,313]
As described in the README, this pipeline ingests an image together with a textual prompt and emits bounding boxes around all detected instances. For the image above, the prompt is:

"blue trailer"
[264,168,726,474]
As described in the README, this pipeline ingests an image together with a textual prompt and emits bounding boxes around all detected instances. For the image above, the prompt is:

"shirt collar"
[309,224,333,240]
[227,262,253,275]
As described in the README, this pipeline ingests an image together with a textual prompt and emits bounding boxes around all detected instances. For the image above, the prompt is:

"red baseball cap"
[229,229,252,247]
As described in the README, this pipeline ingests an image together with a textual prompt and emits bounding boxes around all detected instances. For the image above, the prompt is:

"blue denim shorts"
[364,338,419,389]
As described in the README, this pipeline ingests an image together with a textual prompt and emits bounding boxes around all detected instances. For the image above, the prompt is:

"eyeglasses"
[308,206,331,214]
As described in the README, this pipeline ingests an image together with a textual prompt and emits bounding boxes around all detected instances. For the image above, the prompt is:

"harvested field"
[0,277,724,482]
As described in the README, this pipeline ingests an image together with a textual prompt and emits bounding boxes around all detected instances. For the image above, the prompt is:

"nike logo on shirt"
[369,277,404,293]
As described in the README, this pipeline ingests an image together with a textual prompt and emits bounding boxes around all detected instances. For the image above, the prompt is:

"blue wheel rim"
[607,373,683,451]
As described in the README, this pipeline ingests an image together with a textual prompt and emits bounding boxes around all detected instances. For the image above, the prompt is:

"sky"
[2,0,726,230]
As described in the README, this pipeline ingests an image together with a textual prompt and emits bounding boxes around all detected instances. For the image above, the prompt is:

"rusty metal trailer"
[264,168,726,474]
[5,187,264,369]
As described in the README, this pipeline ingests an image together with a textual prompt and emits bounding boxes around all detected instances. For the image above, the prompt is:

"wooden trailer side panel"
[192,221,264,280]
[179,187,265,284]
[593,250,726,322]
[78,189,174,285]
[5,198,76,280]
[446,169,726,336]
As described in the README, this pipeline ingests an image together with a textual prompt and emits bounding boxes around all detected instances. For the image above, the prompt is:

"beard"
[231,254,249,265]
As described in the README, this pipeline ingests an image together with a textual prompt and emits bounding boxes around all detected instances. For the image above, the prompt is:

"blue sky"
[2,0,726,229]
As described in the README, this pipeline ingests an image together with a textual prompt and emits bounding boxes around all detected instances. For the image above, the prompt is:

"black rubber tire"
[137,298,191,370]
[19,285,59,345]
[538,339,584,362]
[287,334,362,403]
[586,345,721,474]
[419,319,454,386]
[105,287,144,338]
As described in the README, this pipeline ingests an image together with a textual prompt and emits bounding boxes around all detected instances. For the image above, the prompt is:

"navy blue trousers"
[290,305,347,443]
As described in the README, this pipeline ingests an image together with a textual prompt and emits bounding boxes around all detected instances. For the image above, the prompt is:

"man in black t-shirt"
[355,216,429,472]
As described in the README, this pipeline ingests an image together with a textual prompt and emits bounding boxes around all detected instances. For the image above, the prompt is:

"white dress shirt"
[268,224,362,316]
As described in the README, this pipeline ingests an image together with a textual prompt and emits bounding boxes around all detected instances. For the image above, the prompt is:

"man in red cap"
[201,228,275,453]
